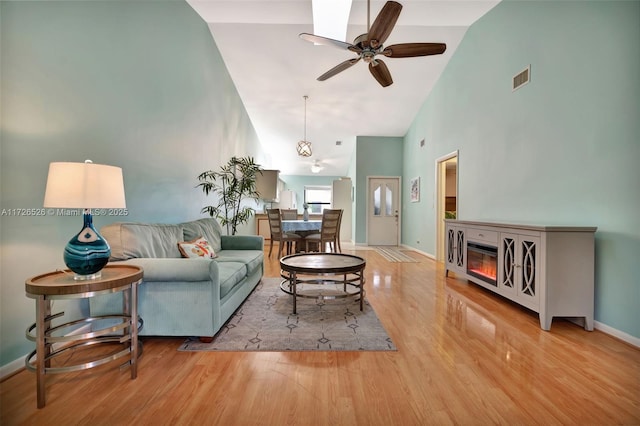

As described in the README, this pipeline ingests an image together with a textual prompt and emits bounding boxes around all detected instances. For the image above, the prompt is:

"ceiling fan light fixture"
[296,95,312,157]
[311,160,323,174]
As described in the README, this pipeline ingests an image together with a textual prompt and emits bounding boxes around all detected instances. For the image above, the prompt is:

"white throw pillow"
[177,237,217,259]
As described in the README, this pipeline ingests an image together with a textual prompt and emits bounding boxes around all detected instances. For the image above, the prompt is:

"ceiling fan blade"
[367,1,402,48]
[382,43,447,58]
[318,58,361,81]
[369,59,393,87]
[299,33,359,52]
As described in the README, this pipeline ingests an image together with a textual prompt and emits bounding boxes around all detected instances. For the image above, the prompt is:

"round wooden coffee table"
[279,253,366,314]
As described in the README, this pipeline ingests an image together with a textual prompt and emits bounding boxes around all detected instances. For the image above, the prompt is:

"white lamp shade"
[44,161,126,209]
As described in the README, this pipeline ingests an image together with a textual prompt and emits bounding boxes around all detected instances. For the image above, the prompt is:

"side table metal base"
[25,265,143,408]
[25,314,144,374]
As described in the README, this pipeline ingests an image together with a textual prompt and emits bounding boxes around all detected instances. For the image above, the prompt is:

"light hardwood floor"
[2,244,639,425]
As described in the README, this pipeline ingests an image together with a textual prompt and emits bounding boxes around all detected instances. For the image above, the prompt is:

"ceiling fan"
[299,0,446,87]
[310,159,324,174]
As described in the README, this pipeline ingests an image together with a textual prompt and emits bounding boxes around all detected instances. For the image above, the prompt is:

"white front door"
[367,177,400,246]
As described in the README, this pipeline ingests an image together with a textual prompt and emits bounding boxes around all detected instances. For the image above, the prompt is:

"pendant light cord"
[303,95,308,141]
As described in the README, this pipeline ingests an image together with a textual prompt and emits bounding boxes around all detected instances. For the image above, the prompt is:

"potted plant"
[197,156,263,235]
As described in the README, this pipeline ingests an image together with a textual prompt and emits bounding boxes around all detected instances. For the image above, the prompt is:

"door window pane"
[373,185,381,216]
[385,185,392,216]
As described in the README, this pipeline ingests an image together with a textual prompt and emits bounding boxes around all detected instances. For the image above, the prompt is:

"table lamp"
[44,160,126,280]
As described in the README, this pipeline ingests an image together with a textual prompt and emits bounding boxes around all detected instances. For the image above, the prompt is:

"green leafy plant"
[197,156,263,235]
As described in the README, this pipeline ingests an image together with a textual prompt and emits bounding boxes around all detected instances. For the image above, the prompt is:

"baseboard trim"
[1,356,26,381]
[1,323,95,381]
[594,321,640,348]
[400,245,435,260]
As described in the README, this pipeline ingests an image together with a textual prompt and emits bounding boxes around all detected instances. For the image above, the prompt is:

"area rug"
[179,278,396,352]
[374,246,420,263]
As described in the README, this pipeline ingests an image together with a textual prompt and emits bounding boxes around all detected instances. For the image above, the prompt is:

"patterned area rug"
[179,278,396,352]
[374,246,420,263]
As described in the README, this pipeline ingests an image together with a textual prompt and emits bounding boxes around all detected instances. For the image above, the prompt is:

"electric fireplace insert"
[466,242,498,286]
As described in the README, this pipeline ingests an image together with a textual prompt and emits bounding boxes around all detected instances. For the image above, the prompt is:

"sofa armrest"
[113,258,219,283]
[221,235,264,251]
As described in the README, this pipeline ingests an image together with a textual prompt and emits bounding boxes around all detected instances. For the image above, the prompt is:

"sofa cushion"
[215,250,264,277]
[118,258,215,282]
[217,261,247,299]
[182,218,223,253]
[102,222,184,260]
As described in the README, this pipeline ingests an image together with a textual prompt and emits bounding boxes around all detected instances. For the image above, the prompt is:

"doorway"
[367,177,400,246]
[436,152,458,261]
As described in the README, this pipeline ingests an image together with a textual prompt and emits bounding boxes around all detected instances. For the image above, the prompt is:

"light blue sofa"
[89,218,264,339]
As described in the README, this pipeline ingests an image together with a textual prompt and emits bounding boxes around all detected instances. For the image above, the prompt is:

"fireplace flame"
[467,244,498,283]
[469,263,497,280]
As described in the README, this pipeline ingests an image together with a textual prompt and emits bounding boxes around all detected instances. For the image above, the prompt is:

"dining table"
[281,219,322,234]
[281,220,322,252]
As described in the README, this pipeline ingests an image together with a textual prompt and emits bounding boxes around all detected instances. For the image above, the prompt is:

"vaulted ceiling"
[187,0,500,175]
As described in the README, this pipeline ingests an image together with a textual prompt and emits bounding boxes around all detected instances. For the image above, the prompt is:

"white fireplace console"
[444,220,597,331]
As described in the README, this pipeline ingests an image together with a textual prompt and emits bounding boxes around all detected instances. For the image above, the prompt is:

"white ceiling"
[187,0,500,176]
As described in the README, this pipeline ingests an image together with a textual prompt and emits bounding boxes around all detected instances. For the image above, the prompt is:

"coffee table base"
[280,275,364,305]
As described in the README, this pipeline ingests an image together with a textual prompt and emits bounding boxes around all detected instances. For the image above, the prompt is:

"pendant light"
[296,95,312,157]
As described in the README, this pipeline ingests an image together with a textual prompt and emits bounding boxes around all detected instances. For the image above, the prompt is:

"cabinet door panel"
[445,225,466,274]
[498,233,517,296]
[257,218,271,240]
[516,235,540,308]
[446,227,456,265]
[455,229,466,270]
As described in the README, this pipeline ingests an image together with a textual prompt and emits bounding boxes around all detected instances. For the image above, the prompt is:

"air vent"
[420,139,425,148]
[513,65,531,91]
[335,140,342,146]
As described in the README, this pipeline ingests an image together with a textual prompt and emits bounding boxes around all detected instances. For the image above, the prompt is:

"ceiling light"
[311,160,324,174]
[297,140,312,157]
[296,95,312,157]
[312,0,352,42]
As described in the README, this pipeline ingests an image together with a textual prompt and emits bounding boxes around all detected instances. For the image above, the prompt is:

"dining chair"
[334,209,344,253]
[281,209,298,220]
[266,208,302,258]
[305,209,341,253]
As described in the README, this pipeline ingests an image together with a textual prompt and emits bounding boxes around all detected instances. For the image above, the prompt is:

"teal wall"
[354,136,404,243]
[346,143,358,244]
[402,1,640,338]
[0,1,263,366]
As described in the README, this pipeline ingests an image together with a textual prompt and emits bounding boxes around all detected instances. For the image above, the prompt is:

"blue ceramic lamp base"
[64,210,111,280]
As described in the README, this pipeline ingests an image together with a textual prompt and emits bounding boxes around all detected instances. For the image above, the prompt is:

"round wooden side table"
[24,264,143,408]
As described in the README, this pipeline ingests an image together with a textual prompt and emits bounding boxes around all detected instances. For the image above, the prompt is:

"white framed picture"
[410,177,420,202]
